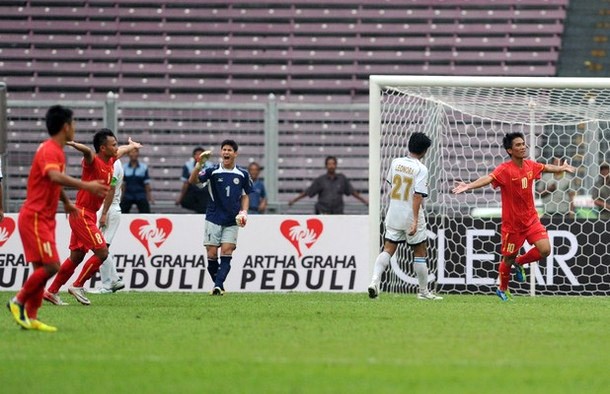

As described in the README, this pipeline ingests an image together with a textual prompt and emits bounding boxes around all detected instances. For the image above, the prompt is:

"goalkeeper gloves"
[195,150,212,171]
[235,210,248,227]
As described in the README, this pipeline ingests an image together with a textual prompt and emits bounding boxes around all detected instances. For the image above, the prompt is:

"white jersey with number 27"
[384,156,429,231]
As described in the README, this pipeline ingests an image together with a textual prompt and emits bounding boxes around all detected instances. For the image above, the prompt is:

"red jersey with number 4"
[490,159,545,233]
[22,139,65,219]
[75,155,115,212]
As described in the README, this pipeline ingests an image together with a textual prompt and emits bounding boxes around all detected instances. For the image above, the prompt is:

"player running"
[6,105,108,332]
[44,129,141,306]
[368,132,442,300]
[452,132,575,301]
[189,139,251,295]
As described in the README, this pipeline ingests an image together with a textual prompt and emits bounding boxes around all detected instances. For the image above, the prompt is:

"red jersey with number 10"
[75,155,115,212]
[490,159,545,233]
[22,139,65,219]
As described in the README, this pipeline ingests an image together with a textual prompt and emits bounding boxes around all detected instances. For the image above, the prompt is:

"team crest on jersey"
[233,178,240,185]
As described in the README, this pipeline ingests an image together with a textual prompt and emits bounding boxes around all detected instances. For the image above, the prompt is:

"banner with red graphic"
[0,214,370,293]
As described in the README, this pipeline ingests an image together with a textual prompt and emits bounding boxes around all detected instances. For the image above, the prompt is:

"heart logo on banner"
[0,217,16,247]
[280,218,323,257]
[129,218,173,257]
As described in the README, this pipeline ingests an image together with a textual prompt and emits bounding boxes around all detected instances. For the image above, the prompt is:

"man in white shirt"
[368,132,442,300]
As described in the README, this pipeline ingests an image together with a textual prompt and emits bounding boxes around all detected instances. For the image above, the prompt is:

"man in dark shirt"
[120,148,153,213]
[288,156,368,214]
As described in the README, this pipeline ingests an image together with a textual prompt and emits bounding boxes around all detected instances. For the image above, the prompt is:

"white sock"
[371,251,391,285]
[413,257,428,294]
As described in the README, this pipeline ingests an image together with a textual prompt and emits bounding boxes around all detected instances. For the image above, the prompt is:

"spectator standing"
[288,156,367,214]
[248,162,267,214]
[121,148,153,213]
[176,147,209,214]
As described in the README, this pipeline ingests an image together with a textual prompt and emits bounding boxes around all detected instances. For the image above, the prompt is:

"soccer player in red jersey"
[44,129,141,306]
[6,105,109,332]
[452,132,575,301]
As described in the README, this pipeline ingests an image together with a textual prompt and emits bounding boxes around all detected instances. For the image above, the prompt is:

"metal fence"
[2,90,370,214]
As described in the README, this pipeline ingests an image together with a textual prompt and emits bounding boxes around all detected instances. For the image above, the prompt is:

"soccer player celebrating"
[368,132,442,300]
[189,139,251,295]
[7,105,108,332]
[452,132,575,301]
[44,129,141,306]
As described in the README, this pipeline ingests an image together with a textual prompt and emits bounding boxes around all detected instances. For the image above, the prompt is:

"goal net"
[369,76,610,297]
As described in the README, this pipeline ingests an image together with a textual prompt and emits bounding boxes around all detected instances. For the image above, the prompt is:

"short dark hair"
[45,105,73,136]
[325,156,337,166]
[93,128,116,153]
[192,146,204,155]
[502,132,525,151]
[221,139,238,152]
[408,132,432,154]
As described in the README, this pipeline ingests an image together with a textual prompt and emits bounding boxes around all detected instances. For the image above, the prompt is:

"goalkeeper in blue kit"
[189,139,252,295]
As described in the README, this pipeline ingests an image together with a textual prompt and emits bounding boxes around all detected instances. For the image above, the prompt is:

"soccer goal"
[369,76,610,297]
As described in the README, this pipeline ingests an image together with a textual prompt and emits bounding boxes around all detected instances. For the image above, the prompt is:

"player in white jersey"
[92,159,125,294]
[368,132,442,300]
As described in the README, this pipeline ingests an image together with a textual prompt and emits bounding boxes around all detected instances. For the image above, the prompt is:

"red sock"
[16,267,52,305]
[25,285,45,320]
[516,248,542,266]
[498,261,511,291]
[47,258,78,293]
[73,255,103,287]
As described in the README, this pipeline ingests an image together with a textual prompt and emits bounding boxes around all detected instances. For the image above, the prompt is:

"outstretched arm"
[288,191,307,206]
[116,137,143,159]
[452,175,493,194]
[544,160,575,175]
[48,169,108,197]
[351,190,368,206]
[66,141,95,164]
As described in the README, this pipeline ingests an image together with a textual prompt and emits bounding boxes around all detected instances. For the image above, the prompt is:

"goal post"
[369,75,610,297]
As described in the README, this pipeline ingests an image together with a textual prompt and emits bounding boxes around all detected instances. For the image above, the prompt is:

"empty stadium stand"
[0,0,567,102]
[0,1,568,213]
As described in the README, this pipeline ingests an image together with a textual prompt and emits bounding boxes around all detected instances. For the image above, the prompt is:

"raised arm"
[116,137,143,159]
[66,141,95,164]
[452,175,494,194]
[188,150,212,185]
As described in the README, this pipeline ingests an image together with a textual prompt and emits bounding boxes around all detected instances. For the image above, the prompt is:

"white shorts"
[100,207,121,245]
[384,219,428,246]
[204,221,239,246]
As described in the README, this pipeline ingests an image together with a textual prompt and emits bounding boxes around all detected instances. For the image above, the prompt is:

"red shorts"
[501,220,548,257]
[17,208,60,264]
[68,207,106,252]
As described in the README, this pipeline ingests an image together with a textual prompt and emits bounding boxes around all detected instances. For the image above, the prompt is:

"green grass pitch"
[1,291,608,394]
